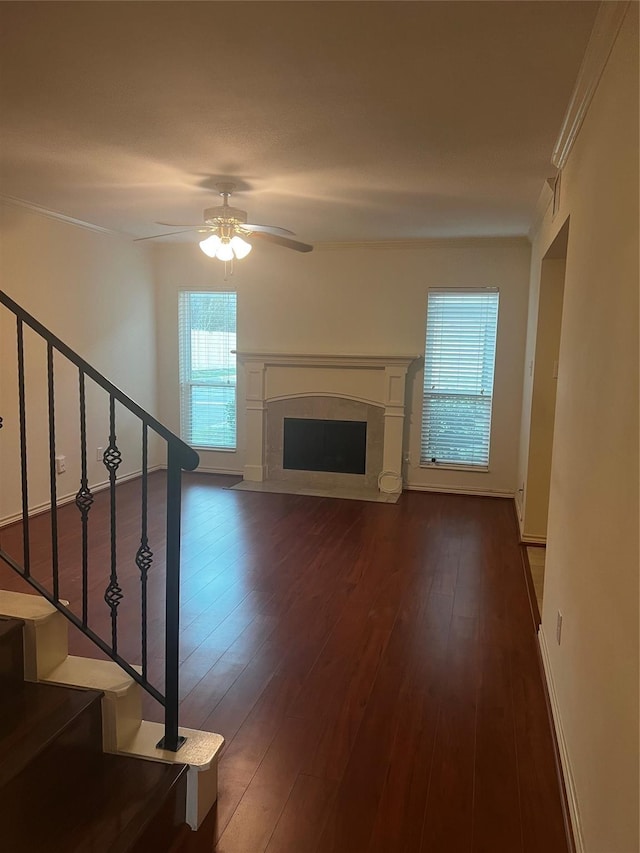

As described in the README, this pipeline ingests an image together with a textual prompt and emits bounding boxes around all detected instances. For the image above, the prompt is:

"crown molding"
[552,1,630,170]
[314,236,529,251]
[0,197,530,249]
[0,193,119,237]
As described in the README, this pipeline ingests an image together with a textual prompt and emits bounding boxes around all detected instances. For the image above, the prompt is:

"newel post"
[158,442,186,751]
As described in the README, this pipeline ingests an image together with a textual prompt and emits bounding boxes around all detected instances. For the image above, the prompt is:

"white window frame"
[420,287,499,471]
[178,290,237,451]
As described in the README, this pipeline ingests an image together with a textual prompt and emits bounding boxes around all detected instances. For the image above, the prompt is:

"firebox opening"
[283,417,367,475]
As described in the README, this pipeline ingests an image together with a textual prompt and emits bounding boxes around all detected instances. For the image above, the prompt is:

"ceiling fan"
[134,182,313,261]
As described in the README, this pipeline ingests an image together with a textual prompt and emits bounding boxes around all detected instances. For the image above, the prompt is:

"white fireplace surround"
[236,352,418,495]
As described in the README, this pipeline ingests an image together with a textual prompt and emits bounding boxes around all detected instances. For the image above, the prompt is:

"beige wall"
[154,239,530,495]
[519,7,639,851]
[522,257,565,539]
[0,202,158,522]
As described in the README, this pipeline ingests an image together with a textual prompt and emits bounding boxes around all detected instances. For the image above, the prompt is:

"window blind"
[178,291,237,450]
[421,289,499,468]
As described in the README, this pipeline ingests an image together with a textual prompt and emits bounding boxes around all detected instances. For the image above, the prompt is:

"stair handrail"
[0,289,199,751]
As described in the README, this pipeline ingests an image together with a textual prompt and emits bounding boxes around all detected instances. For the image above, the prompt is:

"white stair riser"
[23,611,69,679]
[187,763,219,830]
[102,686,143,751]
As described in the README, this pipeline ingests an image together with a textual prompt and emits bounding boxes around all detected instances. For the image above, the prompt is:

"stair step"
[0,589,220,832]
[44,654,144,750]
[119,720,224,830]
[0,680,103,787]
[0,637,189,852]
[0,738,188,852]
[44,654,141,694]
[0,590,68,678]
[0,618,25,680]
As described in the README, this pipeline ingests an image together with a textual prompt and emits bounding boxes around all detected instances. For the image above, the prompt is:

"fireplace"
[283,418,367,475]
[266,396,382,489]
[236,351,417,496]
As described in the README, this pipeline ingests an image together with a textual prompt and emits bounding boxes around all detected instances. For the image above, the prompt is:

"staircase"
[0,589,223,842]
[0,291,225,844]
[0,615,190,852]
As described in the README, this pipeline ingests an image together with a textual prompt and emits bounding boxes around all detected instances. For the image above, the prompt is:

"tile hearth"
[229,479,400,504]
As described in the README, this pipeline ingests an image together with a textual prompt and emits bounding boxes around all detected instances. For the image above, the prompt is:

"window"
[421,289,499,469]
[178,291,237,449]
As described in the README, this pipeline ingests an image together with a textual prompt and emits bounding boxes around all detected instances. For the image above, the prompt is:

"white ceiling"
[0,1,598,244]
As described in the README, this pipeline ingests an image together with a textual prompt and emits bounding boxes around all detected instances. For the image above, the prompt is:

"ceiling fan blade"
[250,231,313,253]
[155,221,205,227]
[133,228,205,242]
[244,222,295,237]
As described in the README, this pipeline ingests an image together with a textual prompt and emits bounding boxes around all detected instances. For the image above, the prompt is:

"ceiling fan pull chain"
[223,258,234,282]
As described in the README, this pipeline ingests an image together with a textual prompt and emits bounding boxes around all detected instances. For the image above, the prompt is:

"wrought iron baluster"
[47,343,60,600]
[75,370,94,627]
[16,318,30,577]
[135,423,152,681]
[103,395,123,653]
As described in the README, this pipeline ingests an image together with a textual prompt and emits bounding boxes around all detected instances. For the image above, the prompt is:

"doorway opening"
[522,218,569,615]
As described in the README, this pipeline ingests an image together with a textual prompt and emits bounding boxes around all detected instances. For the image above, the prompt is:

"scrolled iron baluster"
[136,423,152,681]
[76,370,94,627]
[135,541,152,680]
[75,486,94,514]
[103,444,123,471]
[103,395,123,653]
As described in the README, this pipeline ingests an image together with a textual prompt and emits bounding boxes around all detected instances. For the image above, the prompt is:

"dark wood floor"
[0,473,568,853]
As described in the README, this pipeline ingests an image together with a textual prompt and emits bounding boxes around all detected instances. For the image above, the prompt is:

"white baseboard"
[516,499,526,539]
[156,464,242,476]
[404,482,514,499]
[0,466,162,528]
[538,627,584,853]
[514,499,547,544]
[191,465,243,476]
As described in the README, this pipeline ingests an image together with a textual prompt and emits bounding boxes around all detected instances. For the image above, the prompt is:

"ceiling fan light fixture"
[140,183,312,259]
[199,233,221,257]
[216,239,234,262]
[230,235,252,259]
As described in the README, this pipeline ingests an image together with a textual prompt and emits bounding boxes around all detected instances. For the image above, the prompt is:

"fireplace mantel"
[236,351,419,494]
[235,351,418,369]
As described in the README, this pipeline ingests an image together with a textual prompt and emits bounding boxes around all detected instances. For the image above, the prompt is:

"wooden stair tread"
[0,680,103,787]
[0,742,188,852]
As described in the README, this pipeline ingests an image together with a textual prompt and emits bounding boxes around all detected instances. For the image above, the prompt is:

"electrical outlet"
[556,611,563,645]
[96,447,104,462]
[55,455,66,474]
